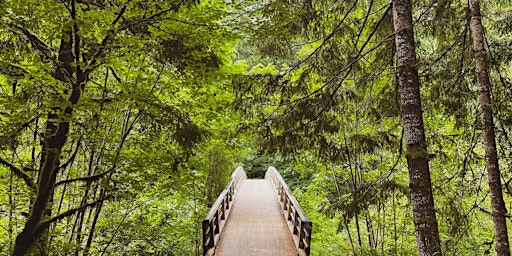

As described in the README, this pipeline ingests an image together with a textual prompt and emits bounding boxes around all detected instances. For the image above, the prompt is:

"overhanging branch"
[0,157,36,190]
[8,22,57,62]
[476,205,512,219]
[40,195,111,228]
[55,167,115,186]
[83,2,130,76]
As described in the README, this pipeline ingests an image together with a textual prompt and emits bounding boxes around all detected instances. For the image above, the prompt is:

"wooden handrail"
[202,166,247,256]
[265,166,312,256]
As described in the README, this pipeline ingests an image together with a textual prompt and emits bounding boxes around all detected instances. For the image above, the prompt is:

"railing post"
[202,220,215,256]
[299,220,304,248]
[302,221,312,255]
[287,199,292,220]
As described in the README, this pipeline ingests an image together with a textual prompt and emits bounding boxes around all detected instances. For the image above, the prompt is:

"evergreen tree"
[469,0,510,254]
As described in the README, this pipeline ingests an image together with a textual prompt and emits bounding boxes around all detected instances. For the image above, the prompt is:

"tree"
[391,0,442,255]
[11,1,110,253]
[469,0,511,254]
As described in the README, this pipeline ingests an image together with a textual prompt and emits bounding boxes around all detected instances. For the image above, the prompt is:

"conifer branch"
[476,206,512,219]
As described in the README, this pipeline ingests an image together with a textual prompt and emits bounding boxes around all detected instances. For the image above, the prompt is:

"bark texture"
[469,0,511,255]
[392,0,442,255]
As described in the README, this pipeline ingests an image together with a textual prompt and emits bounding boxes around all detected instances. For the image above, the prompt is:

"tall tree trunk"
[12,21,83,255]
[392,0,442,255]
[469,0,511,255]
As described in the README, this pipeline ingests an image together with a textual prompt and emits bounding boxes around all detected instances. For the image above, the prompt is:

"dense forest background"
[0,0,511,255]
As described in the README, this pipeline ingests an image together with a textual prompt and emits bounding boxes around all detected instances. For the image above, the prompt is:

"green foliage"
[0,0,249,254]
[0,0,511,254]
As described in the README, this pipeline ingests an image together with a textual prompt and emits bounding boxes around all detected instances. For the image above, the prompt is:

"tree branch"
[8,22,57,62]
[58,137,82,171]
[83,2,130,76]
[476,205,512,219]
[0,157,36,190]
[55,167,115,186]
[40,195,111,228]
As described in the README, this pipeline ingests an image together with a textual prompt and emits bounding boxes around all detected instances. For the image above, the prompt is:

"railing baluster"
[287,199,292,220]
[303,221,312,255]
[214,211,220,234]
[221,199,226,220]
[298,220,304,248]
[293,210,299,235]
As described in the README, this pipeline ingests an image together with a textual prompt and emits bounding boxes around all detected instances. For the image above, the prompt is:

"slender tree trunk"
[469,0,511,255]
[380,202,385,253]
[73,150,98,254]
[84,189,106,256]
[392,0,442,255]
[8,164,14,251]
[365,215,376,249]
[344,216,356,251]
[355,214,362,247]
[393,190,398,252]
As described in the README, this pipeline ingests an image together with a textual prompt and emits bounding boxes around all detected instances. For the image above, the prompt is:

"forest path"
[214,179,297,256]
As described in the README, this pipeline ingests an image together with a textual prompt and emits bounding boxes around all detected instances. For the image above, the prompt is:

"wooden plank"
[214,179,297,256]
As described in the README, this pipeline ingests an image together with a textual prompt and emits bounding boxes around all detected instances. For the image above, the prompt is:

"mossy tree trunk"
[13,29,81,255]
[12,1,84,252]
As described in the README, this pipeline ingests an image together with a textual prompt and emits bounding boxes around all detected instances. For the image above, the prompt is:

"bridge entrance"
[202,167,312,256]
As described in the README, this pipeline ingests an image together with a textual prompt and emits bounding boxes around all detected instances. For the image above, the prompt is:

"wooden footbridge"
[202,167,312,256]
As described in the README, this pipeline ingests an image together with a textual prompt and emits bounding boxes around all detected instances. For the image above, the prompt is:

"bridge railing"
[202,167,246,256]
[265,167,312,256]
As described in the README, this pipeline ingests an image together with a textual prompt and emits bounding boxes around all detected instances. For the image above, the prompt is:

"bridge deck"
[214,179,297,256]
